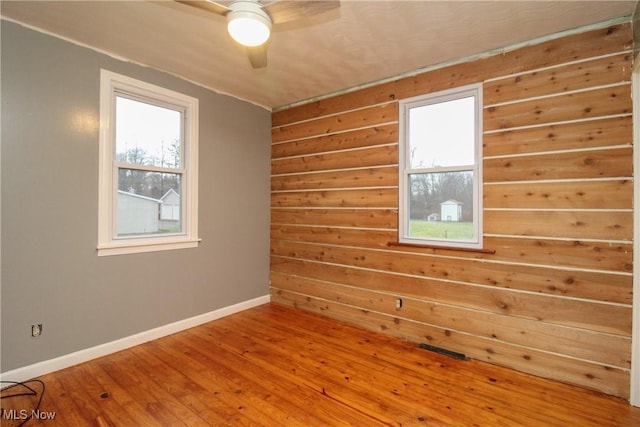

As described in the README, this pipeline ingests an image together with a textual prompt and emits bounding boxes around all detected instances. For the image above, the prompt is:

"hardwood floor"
[2,303,639,426]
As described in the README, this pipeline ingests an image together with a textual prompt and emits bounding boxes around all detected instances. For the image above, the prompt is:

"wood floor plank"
[51,366,109,425]
[196,329,426,426]
[154,333,329,426]
[181,324,392,426]
[212,307,503,426]
[40,376,87,426]
[81,361,163,426]
[7,303,640,426]
[233,305,584,426]
[97,352,191,426]
[250,304,623,425]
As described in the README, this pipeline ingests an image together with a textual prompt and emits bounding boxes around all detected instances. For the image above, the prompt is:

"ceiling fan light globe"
[226,1,272,47]
[227,14,271,46]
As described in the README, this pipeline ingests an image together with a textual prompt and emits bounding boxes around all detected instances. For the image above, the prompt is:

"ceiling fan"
[177,0,341,69]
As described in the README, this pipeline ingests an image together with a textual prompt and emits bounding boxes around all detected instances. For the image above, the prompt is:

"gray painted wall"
[1,21,271,372]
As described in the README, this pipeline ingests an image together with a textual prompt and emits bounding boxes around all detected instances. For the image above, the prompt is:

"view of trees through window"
[117,143,181,200]
[115,96,183,236]
[409,171,474,239]
[401,86,480,246]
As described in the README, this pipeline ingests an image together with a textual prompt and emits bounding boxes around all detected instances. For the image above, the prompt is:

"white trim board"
[0,295,270,383]
[631,56,640,408]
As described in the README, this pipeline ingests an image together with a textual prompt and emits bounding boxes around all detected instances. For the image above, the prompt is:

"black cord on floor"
[0,379,46,427]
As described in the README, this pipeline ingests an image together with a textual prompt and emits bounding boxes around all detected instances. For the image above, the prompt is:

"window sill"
[387,241,495,254]
[97,238,201,256]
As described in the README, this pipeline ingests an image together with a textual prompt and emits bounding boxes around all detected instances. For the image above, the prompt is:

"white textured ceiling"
[1,1,636,110]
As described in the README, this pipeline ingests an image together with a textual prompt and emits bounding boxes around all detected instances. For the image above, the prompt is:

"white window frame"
[97,70,199,256]
[398,83,483,249]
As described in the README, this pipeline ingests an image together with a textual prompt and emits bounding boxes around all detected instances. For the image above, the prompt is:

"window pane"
[409,96,475,168]
[115,96,182,168]
[116,169,182,236]
[408,171,474,241]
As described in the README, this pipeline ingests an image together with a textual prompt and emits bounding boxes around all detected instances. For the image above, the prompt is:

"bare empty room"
[2,1,640,425]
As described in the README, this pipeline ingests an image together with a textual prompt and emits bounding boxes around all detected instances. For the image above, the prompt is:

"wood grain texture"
[484,210,632,240]
[271,207,398,229]
[483,115,631,157]
[271,188,398,208]
[271,273,630,368]
[483,147,632,182]
[483,85,631,131]
[484,53,632,106]
[484,179,632,209]
[272,124,398,159]
[5,304,639,426]
[272,166,398,191]
[482,235,633,273]
[271,240,632,305]
[271,225,397,249]
[272,103,398,143]
[272,144,397,175]
[269,22,634,398]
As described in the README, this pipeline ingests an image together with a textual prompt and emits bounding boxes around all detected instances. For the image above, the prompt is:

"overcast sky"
[115,96,181,167]
[409,95,475,169]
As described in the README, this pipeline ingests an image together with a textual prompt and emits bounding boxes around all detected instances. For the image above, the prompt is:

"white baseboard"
[0,295,270,383]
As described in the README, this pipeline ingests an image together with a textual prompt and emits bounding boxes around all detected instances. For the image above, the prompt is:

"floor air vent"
[419,343,467,360]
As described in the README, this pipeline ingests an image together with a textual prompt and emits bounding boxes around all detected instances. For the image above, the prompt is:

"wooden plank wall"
[270,23,634,399]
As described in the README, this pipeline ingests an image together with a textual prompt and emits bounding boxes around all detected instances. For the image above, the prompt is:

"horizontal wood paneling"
[271,187,397,208]
[271,225,632,280]
[483,147,632,182]
[271,208,397,228]
[271,144,397,175]
[272,124,398,158]
[484,210,632,240]
[270,22,634,399]
[271,226,396,249]
[484,179,632,209]
[271,166,397,191]
[483,115,631,158]
[383,235,632,273]
[483,236,633,273]
[484,53,632,106]
[271,256,630,320]
[484,85,631,131]
[271,273,631,368]
[272,24,632,126]
[272,103,398,143]
[273,291,630,398]
[271,240,632,305]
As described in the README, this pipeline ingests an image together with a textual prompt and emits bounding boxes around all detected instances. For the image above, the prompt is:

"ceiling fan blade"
[264,0,340,25]
[247,45,268,69]
[176,0,230,16]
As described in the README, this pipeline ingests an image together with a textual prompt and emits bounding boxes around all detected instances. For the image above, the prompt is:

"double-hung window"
[399,83,482,249]
[98,70,199,255]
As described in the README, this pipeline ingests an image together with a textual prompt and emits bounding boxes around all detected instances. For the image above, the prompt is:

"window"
[98,70,199,255]
[398,83,482,249]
